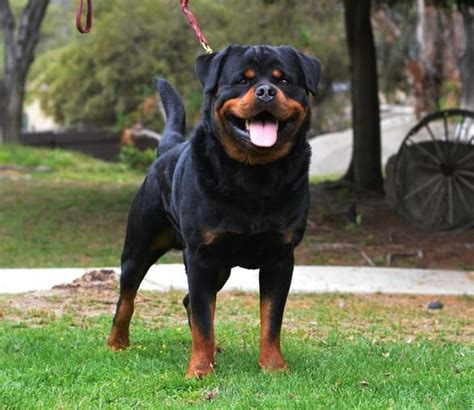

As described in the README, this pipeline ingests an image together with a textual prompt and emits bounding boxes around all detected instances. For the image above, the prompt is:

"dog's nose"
[255,84,277,103]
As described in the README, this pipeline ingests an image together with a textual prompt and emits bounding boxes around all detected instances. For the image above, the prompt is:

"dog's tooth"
[245,120,250,130]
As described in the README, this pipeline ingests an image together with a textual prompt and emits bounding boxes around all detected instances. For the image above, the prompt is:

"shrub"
[118,144,156,172]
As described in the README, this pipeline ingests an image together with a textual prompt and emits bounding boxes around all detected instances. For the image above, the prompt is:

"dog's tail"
[156,78,186,154]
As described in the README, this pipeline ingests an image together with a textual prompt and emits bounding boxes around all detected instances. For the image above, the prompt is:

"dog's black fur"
[108,45,320,378]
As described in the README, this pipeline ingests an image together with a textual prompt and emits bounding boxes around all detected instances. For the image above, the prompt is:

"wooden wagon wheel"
[394,109,474,230]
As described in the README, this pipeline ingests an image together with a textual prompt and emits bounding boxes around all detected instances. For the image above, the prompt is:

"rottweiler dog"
[107,45,320,378]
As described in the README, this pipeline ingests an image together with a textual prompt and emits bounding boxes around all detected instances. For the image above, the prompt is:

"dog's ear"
[295,52,321,96]
[195,47,230,93]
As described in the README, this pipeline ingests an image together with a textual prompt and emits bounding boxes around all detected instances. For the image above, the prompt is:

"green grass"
[0,145,182,267]
[0,181,133,267]
[0,143,143,183]
[309,173,341,185]
[1,292,473,408]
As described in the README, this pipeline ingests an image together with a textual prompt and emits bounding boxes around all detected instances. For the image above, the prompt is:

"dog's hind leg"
[108,191,176,350]
[107,247,169,351]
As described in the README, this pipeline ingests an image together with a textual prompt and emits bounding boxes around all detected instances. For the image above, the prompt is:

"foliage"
[118,143,156,172]
[30,0,348,132]
[372,2,419,100]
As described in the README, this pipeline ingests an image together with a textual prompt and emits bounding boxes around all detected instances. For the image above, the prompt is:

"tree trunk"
[3,82,24,143]
[458,0,474,110]
[343,0,383,192]
[416,0,445,113]
[0,0,50,144]
[0,80,5,143]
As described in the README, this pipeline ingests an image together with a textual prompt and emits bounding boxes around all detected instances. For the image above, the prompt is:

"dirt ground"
[1,270,473,343]
[295,184,474,270]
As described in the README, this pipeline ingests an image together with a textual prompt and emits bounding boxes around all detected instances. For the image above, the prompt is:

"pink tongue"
[248,120,278,147]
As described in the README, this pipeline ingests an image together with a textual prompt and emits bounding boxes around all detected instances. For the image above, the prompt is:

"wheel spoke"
[403,173,443,200]
[449,116,467,160]
[453,177,471,213]
[457,149,474,166]
[443,114,449,141]
[421,177,444,209]
[457,174,474,193]
[419,162,439,171]
[458,169,474,178]
[454,116,466,142]
[408,140,442,165]
[447,177,454,227]
[425,123,447,162]
[429,181,446,226]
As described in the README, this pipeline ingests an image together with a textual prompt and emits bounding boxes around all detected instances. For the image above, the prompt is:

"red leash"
[75,0,213,54]
[180,0,213,54]
[75,0,92,34]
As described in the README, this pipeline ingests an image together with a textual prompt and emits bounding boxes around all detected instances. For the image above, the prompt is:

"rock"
[427,300,444,310]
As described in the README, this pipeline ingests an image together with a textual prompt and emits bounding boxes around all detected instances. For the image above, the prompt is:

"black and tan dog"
[107,45,320,378]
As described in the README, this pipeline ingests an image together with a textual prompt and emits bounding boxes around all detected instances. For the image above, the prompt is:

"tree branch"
[0,0,16,80]
[17,0,50,74]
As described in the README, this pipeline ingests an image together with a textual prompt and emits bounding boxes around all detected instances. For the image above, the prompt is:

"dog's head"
[196,45,320,165]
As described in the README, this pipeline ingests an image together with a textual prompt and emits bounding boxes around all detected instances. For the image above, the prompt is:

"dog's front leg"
[184,250,218,379]
[258,253,294,371]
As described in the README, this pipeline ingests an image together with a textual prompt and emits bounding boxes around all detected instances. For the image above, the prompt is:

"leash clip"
[201,42,213,55]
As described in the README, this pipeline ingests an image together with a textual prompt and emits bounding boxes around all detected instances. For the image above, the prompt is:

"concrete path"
[309,111,415,176]
[1,265,473,296]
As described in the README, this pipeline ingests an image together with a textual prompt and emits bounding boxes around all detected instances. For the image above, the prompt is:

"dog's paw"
[259,354,288,373]
[107,333,130,351]
[186,361,215,379]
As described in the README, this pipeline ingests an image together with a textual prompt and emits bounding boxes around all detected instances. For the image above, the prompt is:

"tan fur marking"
[202,231,219,245]
[259,298,287,371]
[186,299,216,379]
[283,230,294,244]
[245,68,256,79]
[272,69,283,79]
[107,290,137,350]
[201,229,244,245]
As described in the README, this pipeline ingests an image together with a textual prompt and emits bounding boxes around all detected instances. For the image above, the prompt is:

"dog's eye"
[238,78,249,85]
[280,78,289,85]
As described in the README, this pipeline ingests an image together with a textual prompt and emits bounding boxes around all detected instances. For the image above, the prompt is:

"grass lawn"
[1,290,473,408]
[0,145,182,267]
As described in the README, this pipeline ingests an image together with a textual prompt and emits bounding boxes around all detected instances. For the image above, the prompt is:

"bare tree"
[343,0,384,192]
[0,0,50,144]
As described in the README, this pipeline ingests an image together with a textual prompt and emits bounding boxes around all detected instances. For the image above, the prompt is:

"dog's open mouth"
[225,111,295,148]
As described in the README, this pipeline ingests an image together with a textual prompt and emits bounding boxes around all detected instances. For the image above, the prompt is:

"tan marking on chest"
[283,231,294,244]
[201,229,244,245]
